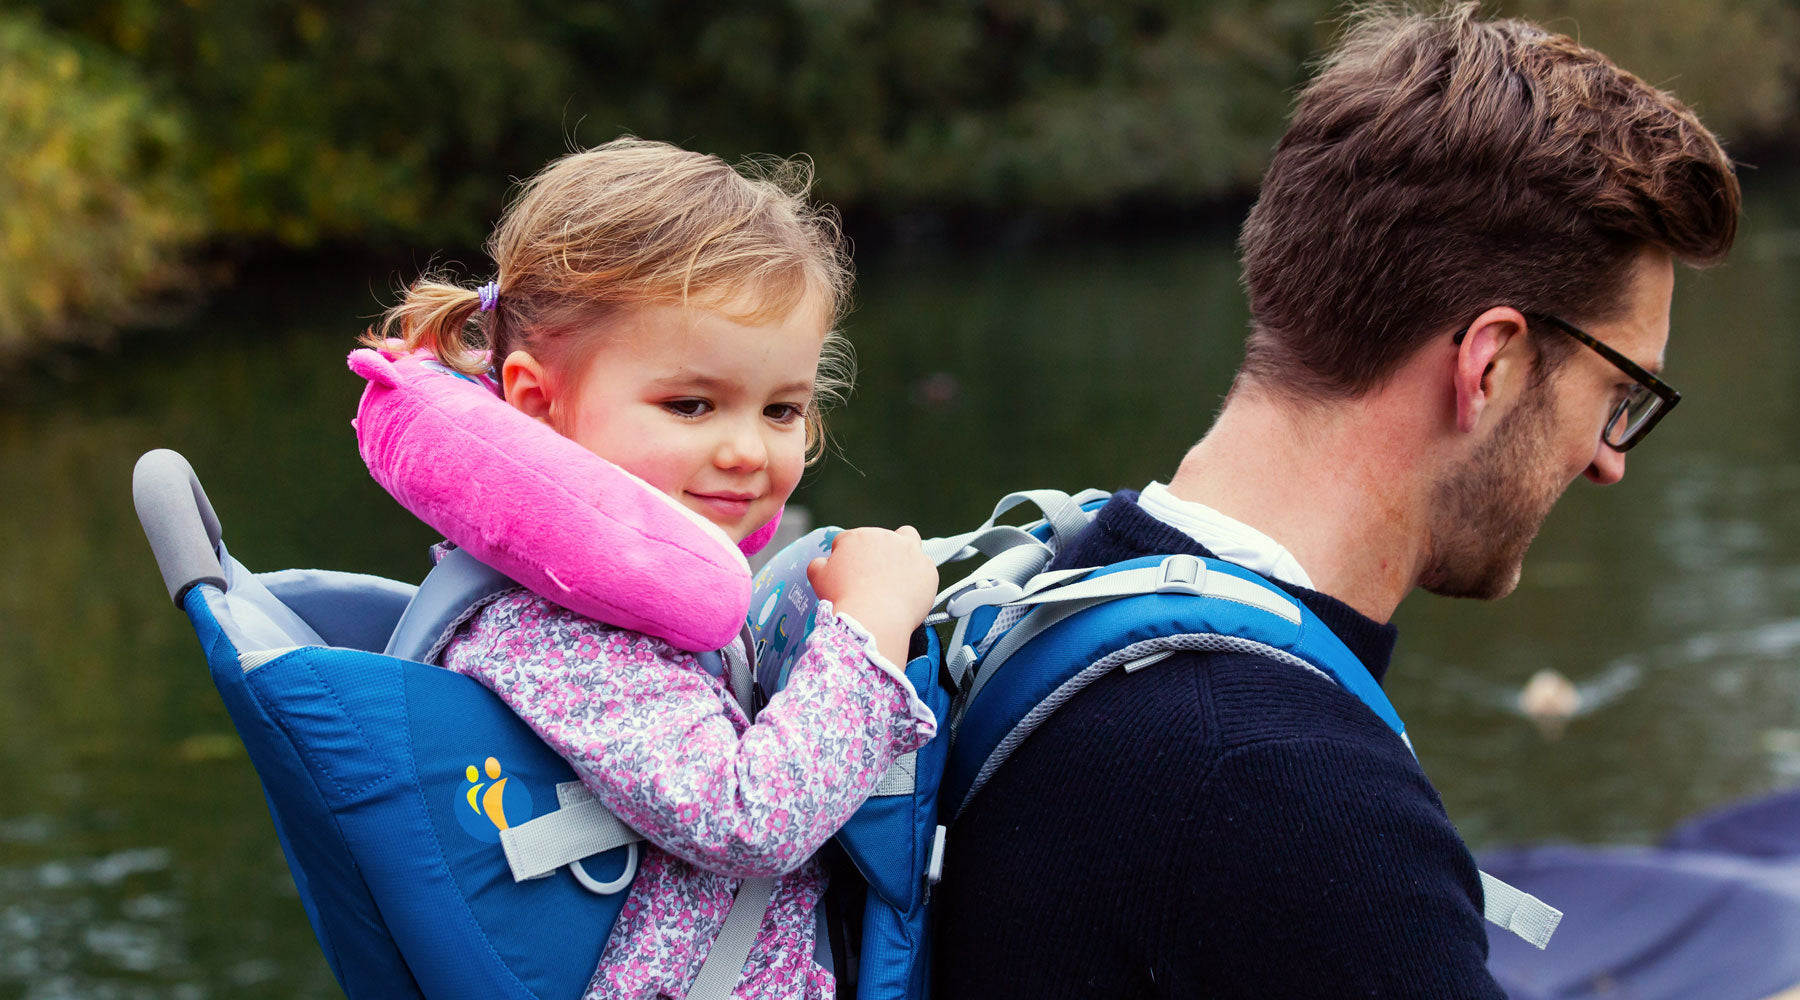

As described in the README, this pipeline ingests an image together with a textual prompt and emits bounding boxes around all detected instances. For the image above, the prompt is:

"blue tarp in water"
[1483,785,1800,1000]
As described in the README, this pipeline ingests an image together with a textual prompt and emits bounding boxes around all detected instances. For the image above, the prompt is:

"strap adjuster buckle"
[1155,554,1205,596]
[945,579,1024,618]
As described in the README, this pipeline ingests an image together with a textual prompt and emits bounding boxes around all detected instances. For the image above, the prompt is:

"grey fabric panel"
[260,569,417,654]
[205,549,328,654]
[872,752,917,797]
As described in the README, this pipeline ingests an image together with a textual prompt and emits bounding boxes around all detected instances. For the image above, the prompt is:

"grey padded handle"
[132,449,227,605]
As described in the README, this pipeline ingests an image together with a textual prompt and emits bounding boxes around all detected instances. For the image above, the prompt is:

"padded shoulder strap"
[943,554,1559,947]
[384,546,519,662]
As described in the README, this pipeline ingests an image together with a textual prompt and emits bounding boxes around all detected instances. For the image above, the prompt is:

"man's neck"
[1165,382,1442,622]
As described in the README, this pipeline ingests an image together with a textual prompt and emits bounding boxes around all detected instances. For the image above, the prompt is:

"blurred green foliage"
[6,0,1798,358]
[0,12,200,357]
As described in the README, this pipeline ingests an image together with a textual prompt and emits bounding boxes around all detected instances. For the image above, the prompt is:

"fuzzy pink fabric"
[348,348,752,651]
[737,505,783,556]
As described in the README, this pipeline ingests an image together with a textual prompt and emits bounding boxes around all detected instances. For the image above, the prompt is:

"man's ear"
[1453,308,1533,434]
[501,350,556,426]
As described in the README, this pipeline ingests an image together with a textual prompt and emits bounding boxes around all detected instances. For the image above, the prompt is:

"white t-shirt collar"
[1137,481,1316,591]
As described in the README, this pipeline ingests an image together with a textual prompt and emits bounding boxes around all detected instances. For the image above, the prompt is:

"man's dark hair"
[1236,2,1740,401]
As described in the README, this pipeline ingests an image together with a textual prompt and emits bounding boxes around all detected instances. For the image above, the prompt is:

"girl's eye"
[663,399,711,418]
[764,403,805,424]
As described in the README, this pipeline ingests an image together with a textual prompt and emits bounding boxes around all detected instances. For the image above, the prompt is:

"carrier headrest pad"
[349,348,752,651]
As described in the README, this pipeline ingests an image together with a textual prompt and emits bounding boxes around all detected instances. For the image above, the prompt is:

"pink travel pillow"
[349,347,769,651]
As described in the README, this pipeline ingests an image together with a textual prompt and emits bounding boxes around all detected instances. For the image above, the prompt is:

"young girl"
[367,138,939,999]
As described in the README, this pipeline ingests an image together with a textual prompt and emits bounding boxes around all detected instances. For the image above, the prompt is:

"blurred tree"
[9,0,1796,357]
[0,12,201,358]
[1509,0,1800,146]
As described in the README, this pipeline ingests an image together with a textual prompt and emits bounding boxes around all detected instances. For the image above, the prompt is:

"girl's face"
[504,302,827,542]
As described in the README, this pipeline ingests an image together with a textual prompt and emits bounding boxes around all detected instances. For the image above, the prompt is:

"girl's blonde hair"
[367,137,854,461]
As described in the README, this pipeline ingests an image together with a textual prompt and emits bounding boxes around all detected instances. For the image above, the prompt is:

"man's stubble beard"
[1419,385,1565,601]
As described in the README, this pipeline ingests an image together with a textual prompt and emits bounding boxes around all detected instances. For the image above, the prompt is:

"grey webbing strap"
[500,783,643,881]
[1479,871,1562,949]
[996,558,1302,625]
[950,553,1303,701]
[1021,489,1099,549]
[873,751,917,796]
[924,525,1049,578]
[686,876,776,1000]
[932,540,1058,619]
[919,489,1090,565]
[725,625,756,716]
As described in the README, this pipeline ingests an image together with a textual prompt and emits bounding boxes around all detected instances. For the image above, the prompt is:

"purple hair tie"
[476,280,500,313]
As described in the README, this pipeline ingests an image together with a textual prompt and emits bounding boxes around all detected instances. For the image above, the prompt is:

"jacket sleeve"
[1171,735,1507,1000]
[443,593,936,878]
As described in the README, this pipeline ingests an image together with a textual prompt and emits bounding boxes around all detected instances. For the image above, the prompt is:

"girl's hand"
[808,525,938,666]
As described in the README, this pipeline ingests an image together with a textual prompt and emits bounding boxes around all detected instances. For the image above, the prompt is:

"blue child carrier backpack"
[132,449,946,1000]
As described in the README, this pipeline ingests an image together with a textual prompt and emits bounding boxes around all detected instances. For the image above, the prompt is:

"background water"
[5,182,1800,996]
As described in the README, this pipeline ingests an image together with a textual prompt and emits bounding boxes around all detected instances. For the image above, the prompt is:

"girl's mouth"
[686,491,756,520]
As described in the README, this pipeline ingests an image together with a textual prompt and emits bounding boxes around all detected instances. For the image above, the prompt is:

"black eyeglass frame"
[1455,311,1680,452]
[1523,313,1679,452]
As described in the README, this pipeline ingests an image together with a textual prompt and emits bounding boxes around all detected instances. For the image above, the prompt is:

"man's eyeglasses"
[1524,314,1679,452]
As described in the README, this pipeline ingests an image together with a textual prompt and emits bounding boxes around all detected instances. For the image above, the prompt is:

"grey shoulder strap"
[687,876,776,1000]
[383,546,517,662]
[683,628,777,998]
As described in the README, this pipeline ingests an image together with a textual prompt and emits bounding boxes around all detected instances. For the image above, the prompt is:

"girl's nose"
[713,419,768,472]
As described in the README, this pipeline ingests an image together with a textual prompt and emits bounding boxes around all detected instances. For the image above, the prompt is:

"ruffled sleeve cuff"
[812,599,939,739]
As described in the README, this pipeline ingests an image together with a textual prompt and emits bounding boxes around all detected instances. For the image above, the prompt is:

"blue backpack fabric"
[180,549,638,1000]
[135,451,671,998]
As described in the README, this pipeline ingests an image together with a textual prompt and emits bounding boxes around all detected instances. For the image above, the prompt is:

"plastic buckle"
[946,644,980,692]
[926,825,947,885]
[1155,554,1205,596]
[946,579,1024,618]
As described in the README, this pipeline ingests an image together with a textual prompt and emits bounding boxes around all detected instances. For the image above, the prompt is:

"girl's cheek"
[772,449,807,495]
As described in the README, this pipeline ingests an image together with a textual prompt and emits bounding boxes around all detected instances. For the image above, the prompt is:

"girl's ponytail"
[362,276,494,376]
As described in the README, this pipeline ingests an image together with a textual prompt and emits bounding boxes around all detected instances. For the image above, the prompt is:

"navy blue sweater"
[932,494,1503,999]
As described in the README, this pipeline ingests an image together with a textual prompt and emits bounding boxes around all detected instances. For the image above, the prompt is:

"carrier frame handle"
[133,449,227,605]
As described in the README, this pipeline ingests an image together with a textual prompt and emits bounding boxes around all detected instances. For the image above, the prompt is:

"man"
[934,6,1737,997]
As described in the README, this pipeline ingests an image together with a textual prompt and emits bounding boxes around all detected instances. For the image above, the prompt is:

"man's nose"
[1585,440,1626,485]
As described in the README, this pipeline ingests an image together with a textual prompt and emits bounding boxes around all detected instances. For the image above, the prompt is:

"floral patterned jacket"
[439,589,937,999]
